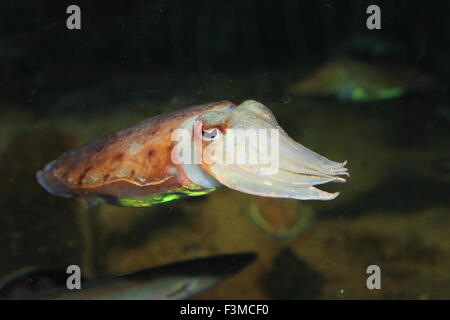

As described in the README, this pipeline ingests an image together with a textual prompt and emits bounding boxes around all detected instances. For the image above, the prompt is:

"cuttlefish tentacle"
[196,100,348,201]
[37,99,348,207]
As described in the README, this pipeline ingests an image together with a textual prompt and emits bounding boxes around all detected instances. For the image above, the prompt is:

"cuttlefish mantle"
[37,100,348,207]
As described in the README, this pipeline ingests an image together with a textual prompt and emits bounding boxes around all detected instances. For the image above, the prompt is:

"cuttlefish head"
[184,100,348,200]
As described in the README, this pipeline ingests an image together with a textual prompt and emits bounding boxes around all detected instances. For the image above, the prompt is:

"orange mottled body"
[38,101,235,205]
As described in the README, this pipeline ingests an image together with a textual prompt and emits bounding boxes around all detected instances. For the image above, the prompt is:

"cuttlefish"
[288,58,435,102]
[37,100,348,207]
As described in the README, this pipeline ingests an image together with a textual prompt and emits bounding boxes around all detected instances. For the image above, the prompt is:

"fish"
[0,252,257,300]
[37,100,348,207]
[288,59,435,102]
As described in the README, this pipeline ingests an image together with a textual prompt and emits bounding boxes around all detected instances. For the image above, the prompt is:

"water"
[0,0,449,299]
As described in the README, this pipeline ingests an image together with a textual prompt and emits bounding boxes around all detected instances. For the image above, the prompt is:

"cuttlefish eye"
[202,128,221,142]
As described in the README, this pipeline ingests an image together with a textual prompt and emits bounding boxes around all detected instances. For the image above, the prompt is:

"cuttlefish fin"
[36,168,73,199]
[83,197,105,208]
[37,169,104,207]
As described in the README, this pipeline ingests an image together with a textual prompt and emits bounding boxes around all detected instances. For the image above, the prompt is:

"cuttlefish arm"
[37,100,348,207]
[195,100,348,201]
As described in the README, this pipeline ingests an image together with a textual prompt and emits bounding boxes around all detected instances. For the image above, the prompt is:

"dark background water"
[1,0,449,113]
[0,0,450,299]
